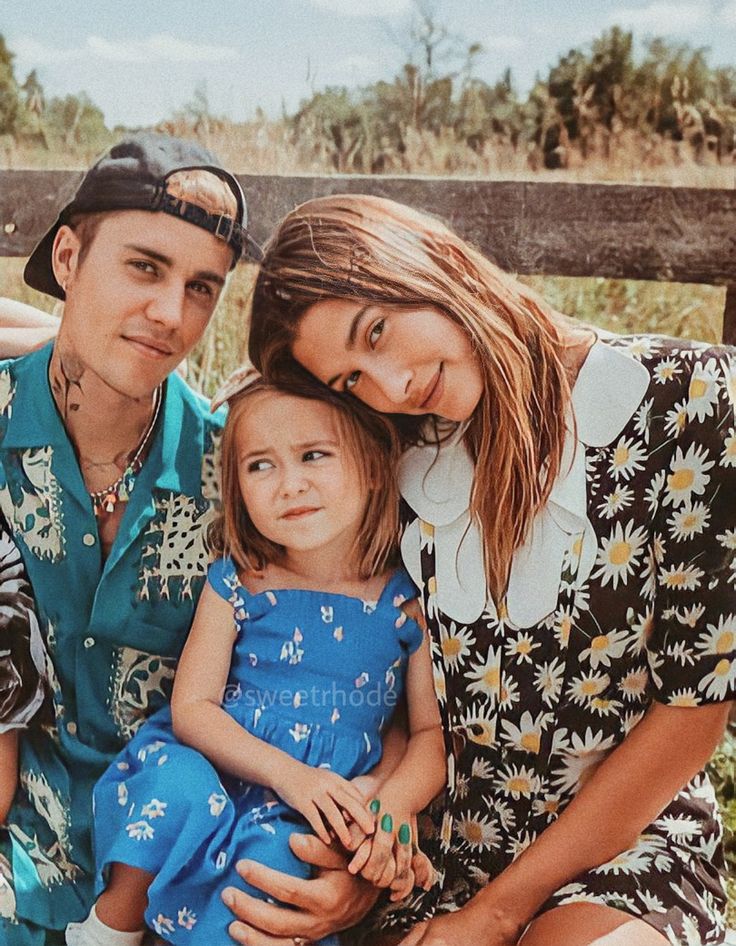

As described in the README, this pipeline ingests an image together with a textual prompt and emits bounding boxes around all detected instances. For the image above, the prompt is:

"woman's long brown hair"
[249,194,572,603]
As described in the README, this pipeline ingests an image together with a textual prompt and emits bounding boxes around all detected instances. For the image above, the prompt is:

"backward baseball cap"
[24,132,262,301]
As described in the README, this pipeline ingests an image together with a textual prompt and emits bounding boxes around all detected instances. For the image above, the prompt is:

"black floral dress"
[374,335,735,946]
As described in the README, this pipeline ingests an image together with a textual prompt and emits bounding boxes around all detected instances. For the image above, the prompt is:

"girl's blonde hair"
[209,370,401,580]
[249,194,572,602]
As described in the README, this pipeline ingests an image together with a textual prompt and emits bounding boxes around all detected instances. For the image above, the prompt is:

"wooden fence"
[1,171,734,343]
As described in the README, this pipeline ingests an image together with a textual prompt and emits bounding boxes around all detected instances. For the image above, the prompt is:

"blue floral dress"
[91,558,422,945]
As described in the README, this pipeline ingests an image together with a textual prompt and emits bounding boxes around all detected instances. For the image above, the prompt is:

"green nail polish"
[369,798,381,814]
[398,822,411,845]
[380,813,393,832]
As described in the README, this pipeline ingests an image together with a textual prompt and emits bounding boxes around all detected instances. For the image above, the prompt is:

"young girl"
[0,511,46,827]
[66,370,445,946]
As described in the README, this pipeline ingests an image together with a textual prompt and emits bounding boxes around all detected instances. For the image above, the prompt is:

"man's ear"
[51,225,82,296]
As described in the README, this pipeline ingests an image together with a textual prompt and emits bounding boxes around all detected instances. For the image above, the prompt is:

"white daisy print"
[668,502,710,542]
[653,358,681,384]
[454,811,501,850]
[717,527,736,550]
[697,656,736,700]
[499,710,553,755]
[721,427,736,468]
[534,658,565,707]
[597,485,635,519]
[626,337,658,360]
[694,614,735,658]
[551,728,616,793]
[634,398,654,442]
[659,563,704,592]
[553,607,575,648]
[686,358,719,421]
[458,702,497,747]
[664,399,688,439]
[608,437,647,481]
[464,645,502,701]
[657,813,701,841]
[591,520,647,589]
[618,668,649,700]
[579,628,629,669]
[594,845,652,876]
[566,671,611,706]
[644,470,666,515]
[504,631,540,664]
[177,907,197,930]
[494,764,540,800]
[438,620,475,671]
[667,688,701,707]
[663,443,714,507]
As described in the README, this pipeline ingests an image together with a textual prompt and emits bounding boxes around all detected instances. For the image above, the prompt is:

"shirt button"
[84,637,95,648]
[83,533,96,547]
[66,721,77,735]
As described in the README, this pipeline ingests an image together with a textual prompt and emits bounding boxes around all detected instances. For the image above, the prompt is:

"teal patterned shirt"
[0,343,223,937]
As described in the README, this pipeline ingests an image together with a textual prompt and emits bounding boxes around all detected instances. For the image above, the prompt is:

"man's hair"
[70,168,240,263]
[209,371,401,581]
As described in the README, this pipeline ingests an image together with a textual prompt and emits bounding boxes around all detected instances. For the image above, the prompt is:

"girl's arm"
[171,584,374,848]
[0,298,59,357]
[401,698,733,946]
[0,729,19,823]
[349,629,445,888]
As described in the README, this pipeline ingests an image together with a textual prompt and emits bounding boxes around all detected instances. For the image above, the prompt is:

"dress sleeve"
[206,556,238,602]
[391,567,424,656]
[646,348,736,706]
[0,512,46,732]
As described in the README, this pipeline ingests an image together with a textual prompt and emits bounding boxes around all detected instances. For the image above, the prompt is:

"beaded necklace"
[89,386,163,516]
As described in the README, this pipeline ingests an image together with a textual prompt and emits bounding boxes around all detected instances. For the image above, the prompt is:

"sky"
[2,0,735,128]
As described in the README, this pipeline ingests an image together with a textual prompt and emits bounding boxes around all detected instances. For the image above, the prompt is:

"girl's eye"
[247,459,272,473]
[368,319,384,347]
[345,371,361,391]
[303,450,328,462]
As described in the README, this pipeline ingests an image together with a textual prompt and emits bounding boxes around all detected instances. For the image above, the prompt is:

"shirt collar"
[1,344,68,449]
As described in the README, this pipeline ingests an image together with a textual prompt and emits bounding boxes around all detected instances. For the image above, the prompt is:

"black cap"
[24,132,262,300]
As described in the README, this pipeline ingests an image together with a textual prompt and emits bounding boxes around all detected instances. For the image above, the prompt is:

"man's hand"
[222,832,379,945]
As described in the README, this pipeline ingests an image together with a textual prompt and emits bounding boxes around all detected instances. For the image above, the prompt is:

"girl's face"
[234,392,368,559]
[292,299,484,422]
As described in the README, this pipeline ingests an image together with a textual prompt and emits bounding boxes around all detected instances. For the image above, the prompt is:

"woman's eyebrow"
[326,304,373,387]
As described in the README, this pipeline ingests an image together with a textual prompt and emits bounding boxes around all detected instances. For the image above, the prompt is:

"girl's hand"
[277,764,375,850]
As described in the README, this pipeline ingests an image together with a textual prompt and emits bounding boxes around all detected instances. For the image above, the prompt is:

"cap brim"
[23,220,65,300]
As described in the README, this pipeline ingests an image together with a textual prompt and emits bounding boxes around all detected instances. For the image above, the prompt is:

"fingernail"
[369,798,381,814]
[222,888,234,908]
[398,822,411,845]
[381,813,393,832]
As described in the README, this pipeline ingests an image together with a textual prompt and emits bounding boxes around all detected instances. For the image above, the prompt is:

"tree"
[0,34,20,136]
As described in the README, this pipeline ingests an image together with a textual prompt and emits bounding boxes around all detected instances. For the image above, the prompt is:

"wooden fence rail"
[1,171,734,343]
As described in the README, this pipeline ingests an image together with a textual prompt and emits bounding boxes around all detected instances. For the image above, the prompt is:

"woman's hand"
[223,833,379,944]
[277,762,375,850]
[397,892,522,946]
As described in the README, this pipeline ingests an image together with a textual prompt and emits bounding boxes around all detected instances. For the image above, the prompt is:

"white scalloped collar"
[398,338,650,628]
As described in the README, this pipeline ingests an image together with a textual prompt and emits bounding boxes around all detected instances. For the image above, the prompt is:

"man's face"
[54,210,232,399]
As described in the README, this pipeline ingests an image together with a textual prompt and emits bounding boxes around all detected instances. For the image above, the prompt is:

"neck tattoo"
[89,386,163,516]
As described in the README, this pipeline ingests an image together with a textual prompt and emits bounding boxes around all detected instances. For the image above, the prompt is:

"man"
[0,134,377,946]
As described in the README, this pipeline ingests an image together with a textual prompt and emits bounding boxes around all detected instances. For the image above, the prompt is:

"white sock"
[66,903,145,946]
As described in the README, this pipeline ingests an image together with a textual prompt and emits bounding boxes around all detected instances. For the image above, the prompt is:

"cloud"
[308,0,412,16]
[608,2,708,33]
[718,0,736,24]
[483,34,524,52]
[13,33,239,66]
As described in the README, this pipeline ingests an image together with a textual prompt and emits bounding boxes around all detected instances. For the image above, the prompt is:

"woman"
[247,194,735,946]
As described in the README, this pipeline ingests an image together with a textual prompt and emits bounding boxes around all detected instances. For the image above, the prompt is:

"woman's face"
[292,299,484,421]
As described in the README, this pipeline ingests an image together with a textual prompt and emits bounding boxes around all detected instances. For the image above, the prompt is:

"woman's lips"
[419,363,444,412]
[281,507,320,520]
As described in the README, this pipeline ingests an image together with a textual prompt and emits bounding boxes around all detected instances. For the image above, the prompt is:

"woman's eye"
[345,371,361,391]
[303,450,328,462]
[368,319,384,347]
[131,260,156,275]
[189,280,213,297]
